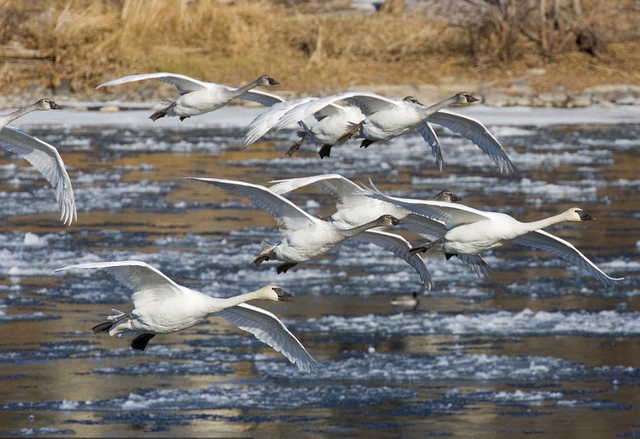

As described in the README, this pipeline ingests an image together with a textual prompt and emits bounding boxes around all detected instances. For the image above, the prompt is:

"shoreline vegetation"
[1,0,640,109]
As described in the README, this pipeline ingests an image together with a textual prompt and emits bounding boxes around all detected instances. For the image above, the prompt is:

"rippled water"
[0,107,639,438]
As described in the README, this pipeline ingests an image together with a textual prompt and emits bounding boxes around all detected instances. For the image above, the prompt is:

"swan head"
[261,285,294,302]
[35,98,62,111]
[403,96,423,106]
[257,75,279,86]
[567,208,595,221]
[434,190,461,202]
[454,92,479,104]
[376,214,401,227]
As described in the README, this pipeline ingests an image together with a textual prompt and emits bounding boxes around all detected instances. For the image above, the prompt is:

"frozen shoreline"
[6,104,640,130]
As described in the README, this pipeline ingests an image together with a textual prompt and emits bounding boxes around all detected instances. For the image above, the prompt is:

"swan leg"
[277,262,298,274]
[179,116,188,122]
[285,132,309,157]
[91,321,113,334]
[131,333,156,351]
[150,102,175,121]
[337,121,364,144]
[253,254,271,266]
[360,139,376,148]
[318,144,333,159]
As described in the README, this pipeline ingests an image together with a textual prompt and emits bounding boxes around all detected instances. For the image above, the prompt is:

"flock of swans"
[0,72,624,373]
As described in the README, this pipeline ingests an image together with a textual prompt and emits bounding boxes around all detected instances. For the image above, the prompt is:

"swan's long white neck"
[0,103,39,129]
[231,78,262,98]
[417,96,458,120]
[519,211,572,233]
[206,288,267,313]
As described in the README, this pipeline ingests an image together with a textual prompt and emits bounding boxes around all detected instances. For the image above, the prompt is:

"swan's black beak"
[51,102,63,110]
[576,210,595,221]
[449,193,461,202]
[467,95,480,103]
[268,78,280,86]
[391,217,401,226]
[274,287,294,302]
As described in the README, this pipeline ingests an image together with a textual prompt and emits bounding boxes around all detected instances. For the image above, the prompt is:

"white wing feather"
[427,110,516,175]
[514,230,624,287]
[243,97,316,148]
[216,303,320,373]
[187,177,318,231]
[53,261,186,308]
[354,230,434,289]
[96,72,210,95]
[0,127,76,225]
[416,122,444,172]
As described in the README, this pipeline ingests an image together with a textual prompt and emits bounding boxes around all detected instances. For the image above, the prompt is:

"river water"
[0,106,638,438]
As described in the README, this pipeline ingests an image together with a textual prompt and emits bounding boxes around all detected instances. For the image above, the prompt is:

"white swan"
[243,96,365,158]
[390,291,419,309]
[0,99,77,225]
[274,92,515,173]
[366,183,624,287]
[96,73,282,121]
[269,174,492,277]
[54,260,319,373]
[184,178,433,286]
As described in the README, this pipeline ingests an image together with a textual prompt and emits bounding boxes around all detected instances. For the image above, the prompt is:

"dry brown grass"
[1,0,640,97]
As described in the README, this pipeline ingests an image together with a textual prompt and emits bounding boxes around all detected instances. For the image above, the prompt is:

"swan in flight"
[184,178,432,286]
[96,73,281,121]
[269,174,492,277]
[54,261,319,372]
[0,99,77,225]
[366,183,624,288]
[391,291,419,309]
[273,92,514,174]
[243,96,365,158]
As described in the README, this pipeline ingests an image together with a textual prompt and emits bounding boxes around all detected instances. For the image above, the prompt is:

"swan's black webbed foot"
[360,139,376,148]
[131,333,156,351]
[318,144,333,159]
[445,253,458,260]
[91,321,113,334]
[286,132,309,157]
[277,262,298,273]
[253,255,271,266]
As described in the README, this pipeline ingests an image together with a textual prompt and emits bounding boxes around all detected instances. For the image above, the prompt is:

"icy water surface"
[0,107,639,438]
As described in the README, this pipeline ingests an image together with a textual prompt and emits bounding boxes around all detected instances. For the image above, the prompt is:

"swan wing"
[96,72,209,95]
[187,177,318,231]
[401,213,448,241]
[274,92,397,130]
[427,110,516,175]
[216,303,320,373]
[234,89,286,107]
[416,123,444,172]
[365,181,489,228]
[514,230,624,288]
[354,230,434,289]
[243,97,316,148]
[313,103,348,120]
[0,127,76,225]
[269,173,363,203]
[53,260,187,308]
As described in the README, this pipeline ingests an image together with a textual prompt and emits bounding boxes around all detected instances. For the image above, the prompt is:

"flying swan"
[185,178,433,287]
[366,183,624,287]
[269,174,493,277]
[54,260,319,373]
[272,92,515,174]
[0,99,77,225]
[96,72,282,121]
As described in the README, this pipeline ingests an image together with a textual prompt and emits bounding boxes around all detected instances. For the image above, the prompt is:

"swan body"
[0,99,77,225]
[96,73,281,121]
[270,174,492,277]
[367,184,624,287]
[54,261,319,372]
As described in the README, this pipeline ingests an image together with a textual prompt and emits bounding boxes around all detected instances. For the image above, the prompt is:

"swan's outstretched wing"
[234,90,286,107]
[0,127,76,225]
[53,261,187,308]
[275,92,398,130]
[216,303,319,373]
[243,97,316,148]
[514,230,624,288]
[416,123,444,172]
[269,174,364,203]
[355,230,434,289]
[427,110,516,175]
[365,181,489,228]
[187,178,318,231]
[96,72,210,95]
